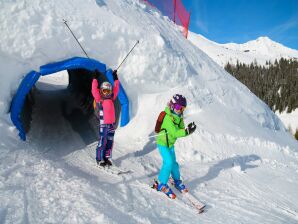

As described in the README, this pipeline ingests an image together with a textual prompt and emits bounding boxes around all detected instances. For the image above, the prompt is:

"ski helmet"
[169,94,187,112]
[100,81,112,97]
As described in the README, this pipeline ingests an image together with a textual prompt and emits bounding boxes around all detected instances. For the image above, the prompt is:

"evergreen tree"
[224,58,298,140]
[224,58,298,113]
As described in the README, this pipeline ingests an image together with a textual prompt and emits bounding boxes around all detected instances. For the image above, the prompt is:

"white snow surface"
[276,108,298,134]
[0,0,298,223]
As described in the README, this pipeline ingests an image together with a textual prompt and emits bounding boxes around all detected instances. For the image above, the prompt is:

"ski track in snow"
[1,123,298,223]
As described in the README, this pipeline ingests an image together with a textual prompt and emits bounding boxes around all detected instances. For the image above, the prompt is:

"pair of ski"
[96,163,132,175]
[152,178,206,214]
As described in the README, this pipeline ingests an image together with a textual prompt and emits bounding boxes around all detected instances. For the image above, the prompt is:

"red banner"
[143,0,190,38]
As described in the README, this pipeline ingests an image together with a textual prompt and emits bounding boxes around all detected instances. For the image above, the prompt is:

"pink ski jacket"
[91,79,120,124]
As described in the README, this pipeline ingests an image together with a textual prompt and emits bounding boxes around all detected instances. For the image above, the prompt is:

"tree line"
[224,58,298,139]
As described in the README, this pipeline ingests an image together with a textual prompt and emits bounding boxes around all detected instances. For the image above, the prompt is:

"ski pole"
[147,132,166,139]
[63,19,90,58]
[116,40,140,70]
[136,132,167,141]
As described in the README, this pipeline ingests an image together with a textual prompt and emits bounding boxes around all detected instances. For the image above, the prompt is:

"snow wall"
[10,57,130,141]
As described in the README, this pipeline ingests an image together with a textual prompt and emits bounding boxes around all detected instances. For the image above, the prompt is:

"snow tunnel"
[10,57,130,141]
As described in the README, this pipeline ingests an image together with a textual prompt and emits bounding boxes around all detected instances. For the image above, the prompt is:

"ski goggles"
[173,104,185,112]
[101,89,112,96]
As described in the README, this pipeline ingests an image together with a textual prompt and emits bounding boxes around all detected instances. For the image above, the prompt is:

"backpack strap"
[155,111,166,133]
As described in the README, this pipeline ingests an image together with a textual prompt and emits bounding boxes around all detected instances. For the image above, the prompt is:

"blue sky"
[183,0,298,49]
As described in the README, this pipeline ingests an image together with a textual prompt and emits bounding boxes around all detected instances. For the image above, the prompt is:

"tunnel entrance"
[30,74,97,153]
[10,57,129,141]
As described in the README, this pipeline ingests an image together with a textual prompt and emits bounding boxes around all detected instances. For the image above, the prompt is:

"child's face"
[100,89,112,98]
[173,104,185,115]
[174,108,184,115]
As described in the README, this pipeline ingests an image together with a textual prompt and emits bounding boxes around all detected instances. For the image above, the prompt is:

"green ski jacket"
[156,106,187,148]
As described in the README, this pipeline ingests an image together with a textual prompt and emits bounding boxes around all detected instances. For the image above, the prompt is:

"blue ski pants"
[96,124,115,161]
[157,144,181,184]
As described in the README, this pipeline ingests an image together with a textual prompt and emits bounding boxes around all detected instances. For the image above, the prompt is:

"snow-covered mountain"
[1,0,298,223]
[188,31,298,66]
[188,32,298,134]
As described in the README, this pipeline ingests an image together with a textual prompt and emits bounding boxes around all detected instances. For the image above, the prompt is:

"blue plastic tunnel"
[10,57,130,141]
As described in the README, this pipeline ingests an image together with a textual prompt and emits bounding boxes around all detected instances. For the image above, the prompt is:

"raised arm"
[113,80,120,101]
[91,79,101,102]
[112,70,120,101]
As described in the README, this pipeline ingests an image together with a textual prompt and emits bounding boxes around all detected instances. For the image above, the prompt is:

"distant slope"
[188,31,298,66]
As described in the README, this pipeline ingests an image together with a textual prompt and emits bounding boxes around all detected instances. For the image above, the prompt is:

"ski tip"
[198,209,204,214]
[197,205,206,214]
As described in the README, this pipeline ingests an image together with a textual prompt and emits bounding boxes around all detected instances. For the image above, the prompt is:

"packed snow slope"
[1,0,298,223]
[188,31,298,66]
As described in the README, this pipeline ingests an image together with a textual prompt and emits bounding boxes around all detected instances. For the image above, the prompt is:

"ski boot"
[100,158,112,167]
[152,180,176,199]
[174,179,188,193]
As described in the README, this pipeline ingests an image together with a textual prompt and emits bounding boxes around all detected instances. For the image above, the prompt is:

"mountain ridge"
[188,31,298,66]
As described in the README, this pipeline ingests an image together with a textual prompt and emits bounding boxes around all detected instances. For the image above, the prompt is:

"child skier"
[91,69,120,167]
[155,94,196,198]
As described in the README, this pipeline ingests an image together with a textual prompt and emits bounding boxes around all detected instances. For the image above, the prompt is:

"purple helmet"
[169,94,187,111]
